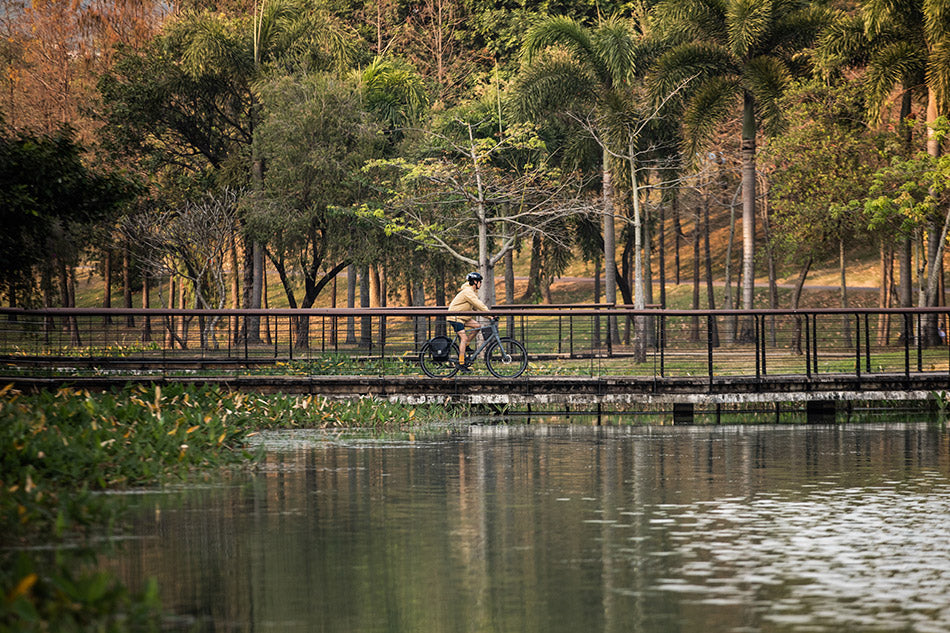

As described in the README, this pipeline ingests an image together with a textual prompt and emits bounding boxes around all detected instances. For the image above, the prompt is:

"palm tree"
[650,0,826,340]
[360,56,429,135]
[172,0,358,342]
[518,14,652,342]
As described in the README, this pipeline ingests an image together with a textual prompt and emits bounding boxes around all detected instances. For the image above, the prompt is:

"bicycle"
[419,316,528,379]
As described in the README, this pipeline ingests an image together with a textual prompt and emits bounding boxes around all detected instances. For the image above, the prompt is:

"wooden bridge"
[3,306,950,422]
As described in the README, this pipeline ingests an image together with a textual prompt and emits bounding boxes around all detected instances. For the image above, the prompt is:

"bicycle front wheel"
[485,338,527,378]
[420,338,460,378]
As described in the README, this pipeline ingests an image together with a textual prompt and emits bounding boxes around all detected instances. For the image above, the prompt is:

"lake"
[107,422,950,633]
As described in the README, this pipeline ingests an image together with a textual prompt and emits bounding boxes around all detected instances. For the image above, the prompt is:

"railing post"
[606,311,613,358]
[754,313,761,382]
[380,314,386,375]
[917,313,923,372]
[659,313,665,378]
[855,313,861,380]
[865,313,872,374]
[707,314,714,386]
[904,313,911,379]
[812,313,819,375]
[558,315,563,355]
[759,313,767,377]
[569,313,574,358]
[805,313,812,379]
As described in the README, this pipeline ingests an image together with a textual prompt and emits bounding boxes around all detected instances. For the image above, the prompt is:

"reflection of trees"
[105,426,950,631]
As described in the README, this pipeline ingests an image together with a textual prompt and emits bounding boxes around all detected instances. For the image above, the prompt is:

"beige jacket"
[448,283,489,313]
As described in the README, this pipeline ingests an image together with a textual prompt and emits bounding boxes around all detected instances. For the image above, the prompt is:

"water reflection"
[107,423,950,633]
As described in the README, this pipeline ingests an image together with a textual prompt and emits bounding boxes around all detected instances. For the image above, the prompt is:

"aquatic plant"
[0,382,448,631]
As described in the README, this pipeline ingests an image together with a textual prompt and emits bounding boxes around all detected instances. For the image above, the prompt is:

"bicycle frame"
[419,316,527,379]
[455,318,503,361]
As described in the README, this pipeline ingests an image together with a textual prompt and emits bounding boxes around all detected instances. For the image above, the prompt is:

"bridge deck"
[6,372,948,408]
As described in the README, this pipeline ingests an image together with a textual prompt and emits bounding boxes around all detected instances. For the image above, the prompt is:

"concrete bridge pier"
[806,400,837,424]
[673,403,694,425]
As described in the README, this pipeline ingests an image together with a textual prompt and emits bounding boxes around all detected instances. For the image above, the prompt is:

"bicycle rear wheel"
[420,338,460,378]
[485,338,527,378]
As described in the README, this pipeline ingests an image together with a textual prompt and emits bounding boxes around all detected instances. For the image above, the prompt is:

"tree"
[124,190,240,348]
[364,116,596,306]
[99,1,360,341]
[762,80,886,350]
[866,119,950,346]
[242,73,381,348]
[518,14,654,341]
[650,0,827,340]
[360,56,429,146]
[0,127,135,316]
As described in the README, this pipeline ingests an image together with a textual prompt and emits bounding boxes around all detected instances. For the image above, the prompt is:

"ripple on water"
[616,477,950,632]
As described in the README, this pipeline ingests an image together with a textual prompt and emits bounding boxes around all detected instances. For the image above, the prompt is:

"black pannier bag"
[428,336,453,361]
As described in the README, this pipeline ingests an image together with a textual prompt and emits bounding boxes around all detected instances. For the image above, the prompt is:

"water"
[106,423,950,633]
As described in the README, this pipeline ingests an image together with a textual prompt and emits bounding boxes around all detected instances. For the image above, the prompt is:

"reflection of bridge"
[3,306,950,422]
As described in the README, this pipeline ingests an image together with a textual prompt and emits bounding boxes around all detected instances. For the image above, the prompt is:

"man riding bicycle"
[448,272,490,371]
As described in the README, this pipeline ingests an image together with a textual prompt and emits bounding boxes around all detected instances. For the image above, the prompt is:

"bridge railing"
[1,306,949,381]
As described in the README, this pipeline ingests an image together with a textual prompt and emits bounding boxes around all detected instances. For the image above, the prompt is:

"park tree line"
[3,0,950,351]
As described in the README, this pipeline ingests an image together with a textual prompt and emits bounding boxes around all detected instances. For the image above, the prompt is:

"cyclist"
[448,271,490,370]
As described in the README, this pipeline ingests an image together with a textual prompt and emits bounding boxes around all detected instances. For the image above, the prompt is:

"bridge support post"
[673,402,694,425]
[806,400,836,424]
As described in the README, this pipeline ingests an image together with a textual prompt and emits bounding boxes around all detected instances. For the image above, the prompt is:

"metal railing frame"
[2,306,950,384]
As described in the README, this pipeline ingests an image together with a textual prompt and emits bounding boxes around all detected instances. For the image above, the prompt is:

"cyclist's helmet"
[467,271,483,285]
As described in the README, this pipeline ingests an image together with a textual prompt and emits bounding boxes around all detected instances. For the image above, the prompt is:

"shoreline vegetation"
[0,383,432,632]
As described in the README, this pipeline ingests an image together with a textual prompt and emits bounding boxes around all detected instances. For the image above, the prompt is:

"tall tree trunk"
[622,227,634,344]
[412,276,426,347]
[523,233,542,302]
[791,259,812,355]
[659,196,667,309]
[435,263,447,337]
[263,266,272,346]
[761,179,778,347]
[723,185,740,342]
[690,205,701,342]
[165,276,175,348]
[230,240,240,345]
[66,264,80,345]
[123,244,134,327]
[593,255,601,349]
[346,264,357,344]
[923,203,950,346]
[703,193,719,348]
[179,280,189,349]
[504,249,514,306]
[602,146,619,343]
[103,248,112,325]
[370,264,381,307]
[923,89,943,345]
[360,264,372,349]
[141,273,151,343]
[672,190,682,285]
[877,241,892,346]
[248,241,264,343]
[900,236,913,344]
[629,145,647,361]
[643,178,655,348]
[840,237,851,348]
[330,275,338,346]
[738,92,757,342]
